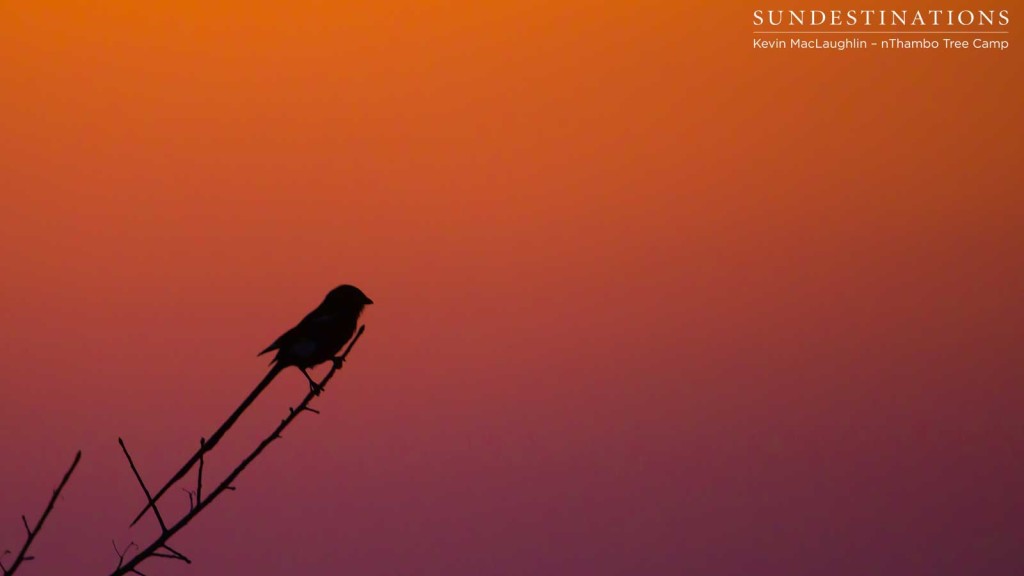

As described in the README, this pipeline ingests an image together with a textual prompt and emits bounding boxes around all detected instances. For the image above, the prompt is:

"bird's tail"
[128,362,287,527]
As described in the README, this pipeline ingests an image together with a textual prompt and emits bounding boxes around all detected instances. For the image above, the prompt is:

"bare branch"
[128,362,287,527]
[118,439,166,533]
[3,451,81,575]
[110,326,366,576]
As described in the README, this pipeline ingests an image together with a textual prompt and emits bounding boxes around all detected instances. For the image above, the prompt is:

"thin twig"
[3,451,81,576]
[159,544,190,564]
[196,438,206,504]
[112,541,136,570]
[110,326,365,576]
[118,440,166,534]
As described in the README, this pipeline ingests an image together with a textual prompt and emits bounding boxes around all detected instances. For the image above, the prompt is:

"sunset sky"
[1,2,1021,575]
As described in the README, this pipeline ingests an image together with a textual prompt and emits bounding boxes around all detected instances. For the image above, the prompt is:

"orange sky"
[1,2,1022,575]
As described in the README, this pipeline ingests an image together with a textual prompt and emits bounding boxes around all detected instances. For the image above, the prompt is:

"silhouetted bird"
[259,284,374,393]
[129,284,373,528]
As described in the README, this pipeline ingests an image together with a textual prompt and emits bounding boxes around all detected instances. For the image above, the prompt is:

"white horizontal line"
[753,31,1010,34]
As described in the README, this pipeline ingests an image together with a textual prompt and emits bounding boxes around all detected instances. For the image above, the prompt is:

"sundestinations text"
[753,9,1010,27]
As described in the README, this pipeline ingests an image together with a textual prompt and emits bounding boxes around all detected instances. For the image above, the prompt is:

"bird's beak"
[365,297,374,305]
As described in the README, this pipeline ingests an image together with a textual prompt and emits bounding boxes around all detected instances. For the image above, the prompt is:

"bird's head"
[323,284,374,310]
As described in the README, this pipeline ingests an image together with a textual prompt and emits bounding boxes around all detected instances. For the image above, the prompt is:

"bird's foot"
[331,356,346,370]
[301,369,324,396]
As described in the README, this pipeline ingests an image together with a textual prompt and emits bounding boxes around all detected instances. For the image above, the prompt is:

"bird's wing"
[257,309,335,356]
[258,327,294,355]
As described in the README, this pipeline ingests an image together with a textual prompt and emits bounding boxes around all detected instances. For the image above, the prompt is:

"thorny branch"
[1,451,81,576]
[110,325,366,576]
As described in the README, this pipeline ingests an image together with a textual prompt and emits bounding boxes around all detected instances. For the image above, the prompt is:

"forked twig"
[128,361,288,527]
[2,451,81,576]
[111,326,366,576]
